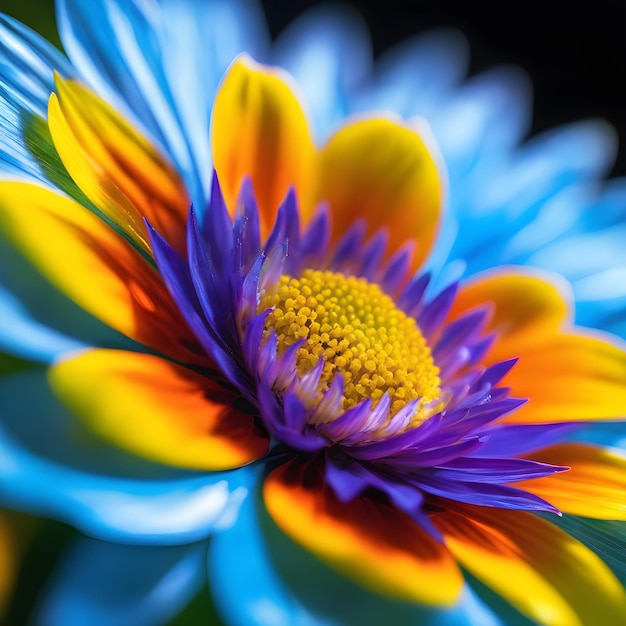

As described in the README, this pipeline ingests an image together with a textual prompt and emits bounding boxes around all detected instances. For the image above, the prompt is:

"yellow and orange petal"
[49,349,269,471]
[450,269,626,422]
[212,58,444,271]
[518,443,626,520]
[49,75,189,254]
[435,505,626,626]
[211,54,315,238]
[0,182,204,364]
[312,117,443,273]
[448,269,572,356]
[263,458,463,606]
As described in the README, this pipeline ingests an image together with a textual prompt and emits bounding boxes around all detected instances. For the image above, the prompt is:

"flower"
[1,1,626,625]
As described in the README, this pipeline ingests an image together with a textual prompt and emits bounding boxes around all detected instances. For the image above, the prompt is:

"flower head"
[1,2,626,625]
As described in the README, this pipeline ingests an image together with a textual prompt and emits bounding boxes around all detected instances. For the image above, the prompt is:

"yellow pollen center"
[259,269,441,420]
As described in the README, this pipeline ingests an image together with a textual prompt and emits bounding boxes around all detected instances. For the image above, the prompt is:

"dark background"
[2,0,626,176]
[262,0,626,177]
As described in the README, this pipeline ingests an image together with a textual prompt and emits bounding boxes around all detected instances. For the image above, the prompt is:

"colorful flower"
[1,2,626,625]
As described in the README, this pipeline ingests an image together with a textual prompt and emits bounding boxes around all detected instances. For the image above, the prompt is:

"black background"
[2,0,626,176]
[261,0,626,178]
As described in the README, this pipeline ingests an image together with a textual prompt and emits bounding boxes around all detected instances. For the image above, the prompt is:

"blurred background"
[2,0,625,176]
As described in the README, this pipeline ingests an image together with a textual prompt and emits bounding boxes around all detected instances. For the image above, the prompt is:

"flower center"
[259,269,441,419]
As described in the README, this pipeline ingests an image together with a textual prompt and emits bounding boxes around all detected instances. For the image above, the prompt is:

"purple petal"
[259,241,288,294]
[477,358,518,388]
[187,209,236,342]
[331,219,366,270]
[359,229,388,280]
[430,457,568,483]
[418,282,458,338]
[235,178,261,269]
[413,475,561,514]
[319,400,374,441]
[298,203,331,270]
[239,253,264,326]
[242,310,269,373]
[433,309,487,362]
[471,422,584,458]
[202,171,233,273]
[381,437,486,469]
[397,272,430,317]
[325,457,424,514]
[380,241,414,294]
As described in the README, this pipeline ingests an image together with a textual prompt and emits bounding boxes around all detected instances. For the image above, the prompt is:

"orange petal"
[263,458,463,606]
[435,505,626,626]
[449,269,626,422]
[312,116,444,272]
[49,75,189,254]
[518,443,626,520]
[448,268,572,358]
[0,182,202,363]
[503,332,626,422]
[211,55,315,237]
[49,349,269,470]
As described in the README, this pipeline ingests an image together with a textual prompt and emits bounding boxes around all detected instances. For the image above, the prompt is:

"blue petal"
[437,120,618,281]
[430,65,532,179]
[0,14,74,116]
[57,0,269,209]
[272,5,371,140]
[0,234,131,362]
[0,284,84,361]
[353,29,468,121]
[209,487,500,626]
[0,369,256,544]
[520,178,626,334]
[0,14,75,182]
[34,539,205,626]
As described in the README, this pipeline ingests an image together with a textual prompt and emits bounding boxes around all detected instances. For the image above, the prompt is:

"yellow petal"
[448,268,572,357]
[312,117,444,272]
[263,458,463,606]
[49,76,189,254]
[449,269,626,422]
[503,333,626,422]
[211,55,315,237]
[0,182,202,363]
[435,506,626,626]
[49,349,269,470]
[519,443,626,520]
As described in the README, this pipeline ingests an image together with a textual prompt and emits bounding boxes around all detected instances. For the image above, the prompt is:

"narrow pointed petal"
[49,77,189,254]
[49,349,269,471]
[518,443,626,520]
[211,55,315,237]
[312,117,444,272]
[435,506,626,626]
[263,458,463,606]
[0,182,200,363]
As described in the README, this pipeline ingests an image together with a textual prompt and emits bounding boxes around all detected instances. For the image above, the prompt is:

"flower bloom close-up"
[1,1,626,625]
